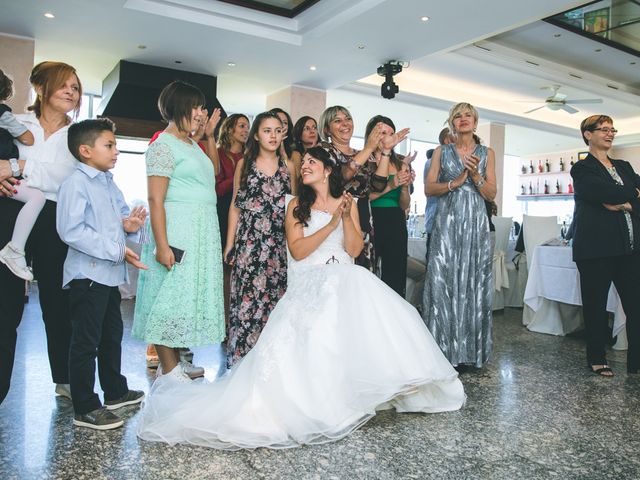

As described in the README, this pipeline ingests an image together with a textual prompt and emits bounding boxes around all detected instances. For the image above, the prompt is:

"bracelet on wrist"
[380,151,391,157]
[475,178,486,188]
[9,158,21,177]
[447,180,454,192]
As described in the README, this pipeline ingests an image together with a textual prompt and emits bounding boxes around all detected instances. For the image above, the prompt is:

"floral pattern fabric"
[227,159,291,367]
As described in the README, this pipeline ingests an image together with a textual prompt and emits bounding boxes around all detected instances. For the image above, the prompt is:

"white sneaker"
[0,242,33,281]
[179,348,194,363]
[159,364,191,383]
[180,361,205,379]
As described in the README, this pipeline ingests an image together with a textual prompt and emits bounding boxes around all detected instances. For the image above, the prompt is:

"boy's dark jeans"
[69,280,128,414]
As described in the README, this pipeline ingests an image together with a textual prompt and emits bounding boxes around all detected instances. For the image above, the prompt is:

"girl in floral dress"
[224,111,297,367]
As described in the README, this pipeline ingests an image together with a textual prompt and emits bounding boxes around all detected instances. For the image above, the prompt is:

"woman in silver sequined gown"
[422,103,496,367]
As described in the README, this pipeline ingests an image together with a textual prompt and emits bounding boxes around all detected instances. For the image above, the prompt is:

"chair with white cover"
[491,216,512,310]
[522,214,560,270]
[521,214,578,331]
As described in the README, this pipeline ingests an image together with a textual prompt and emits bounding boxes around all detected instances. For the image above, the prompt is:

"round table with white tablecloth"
[523,245,627,350]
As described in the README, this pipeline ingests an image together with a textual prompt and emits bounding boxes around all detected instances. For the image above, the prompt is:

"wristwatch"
[9,158,21,177]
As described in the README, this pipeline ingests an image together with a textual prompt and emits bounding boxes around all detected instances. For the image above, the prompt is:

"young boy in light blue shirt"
[57,118,148,430]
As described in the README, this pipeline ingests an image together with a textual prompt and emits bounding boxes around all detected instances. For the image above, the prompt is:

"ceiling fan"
[524,85,603,114]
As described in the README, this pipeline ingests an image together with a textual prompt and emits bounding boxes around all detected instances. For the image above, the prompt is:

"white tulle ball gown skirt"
[137,261,465,450]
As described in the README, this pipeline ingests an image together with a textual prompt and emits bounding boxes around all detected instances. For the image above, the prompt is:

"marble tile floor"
[1,292,639,480]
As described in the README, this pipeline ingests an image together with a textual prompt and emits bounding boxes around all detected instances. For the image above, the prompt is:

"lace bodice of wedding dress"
[289,208,354,268]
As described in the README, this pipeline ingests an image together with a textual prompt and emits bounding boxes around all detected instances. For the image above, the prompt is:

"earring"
[323,174,328,184]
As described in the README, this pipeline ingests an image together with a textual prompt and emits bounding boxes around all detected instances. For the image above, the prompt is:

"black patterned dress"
[227,159,291,367]
[321,142,384,273]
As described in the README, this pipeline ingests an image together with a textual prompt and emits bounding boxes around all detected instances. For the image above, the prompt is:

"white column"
[476,122,505,214]
[0,34,35,113]
[266,85,326,124]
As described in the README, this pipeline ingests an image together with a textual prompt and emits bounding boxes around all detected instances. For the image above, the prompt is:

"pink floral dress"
[227,159,291,367]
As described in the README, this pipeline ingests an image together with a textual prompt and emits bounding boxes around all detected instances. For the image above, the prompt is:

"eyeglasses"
[592,127,618,135]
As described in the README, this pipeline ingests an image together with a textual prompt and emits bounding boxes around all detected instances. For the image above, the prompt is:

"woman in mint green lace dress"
[133,81,224,378]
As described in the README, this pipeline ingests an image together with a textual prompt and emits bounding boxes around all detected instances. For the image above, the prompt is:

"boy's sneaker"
[55,383,72,400]
[73,407,124,430]
[180,361,205,379]
[0,242,34,281]
[104,390,145,410]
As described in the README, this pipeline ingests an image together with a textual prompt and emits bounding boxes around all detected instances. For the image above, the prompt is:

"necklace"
[456,142,475,158]
[314,197,332,213]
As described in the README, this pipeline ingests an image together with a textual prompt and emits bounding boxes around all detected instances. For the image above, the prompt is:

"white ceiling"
[1,0,638,156]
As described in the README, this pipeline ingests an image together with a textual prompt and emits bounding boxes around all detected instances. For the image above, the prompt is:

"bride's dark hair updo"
[293,146,344,227]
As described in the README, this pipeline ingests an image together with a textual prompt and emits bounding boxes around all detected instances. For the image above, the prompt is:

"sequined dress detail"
[422,144,493,367]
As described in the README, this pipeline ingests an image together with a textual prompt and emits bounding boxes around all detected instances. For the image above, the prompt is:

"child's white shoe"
[0,242,33,281]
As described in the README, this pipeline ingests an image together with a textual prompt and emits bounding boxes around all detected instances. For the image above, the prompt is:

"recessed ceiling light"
[309,65,317,71]
[631,61,637,65]
[174,60,182,64]
[137,45,147,50]
[227,62,236,67]
[554,33,561,38]
[357,44,366,50]
[420,16,430,22]
[595,48,602,52]
[44,12,55,19]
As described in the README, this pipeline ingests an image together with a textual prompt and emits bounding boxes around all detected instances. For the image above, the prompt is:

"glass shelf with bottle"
[519,178,574,198]
[520,157,577,176]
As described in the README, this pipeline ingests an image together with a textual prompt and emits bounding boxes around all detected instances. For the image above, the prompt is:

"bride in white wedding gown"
[137,146,465,450]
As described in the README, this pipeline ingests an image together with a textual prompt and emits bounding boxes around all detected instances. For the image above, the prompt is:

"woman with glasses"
[571,115,640,377]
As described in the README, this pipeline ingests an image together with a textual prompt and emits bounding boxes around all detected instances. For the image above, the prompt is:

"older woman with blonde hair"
[318,105,408,271]
[422,102,496,368]
[571,114,640,377]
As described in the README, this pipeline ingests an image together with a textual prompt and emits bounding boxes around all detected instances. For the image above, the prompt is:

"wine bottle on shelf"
[538,160,543,173]
[568,181,573,193]
[521,164,527,174]
[544,180,549,194]
[545,159,550,172]
[556,179,561,194]
[521,184,526,195]
[570,156,575,167]
[529,160,534,174]
[529,182,533,195]
[559,157,565,171]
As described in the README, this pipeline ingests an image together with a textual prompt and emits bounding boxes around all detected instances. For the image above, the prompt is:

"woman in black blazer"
[571,114,640,377]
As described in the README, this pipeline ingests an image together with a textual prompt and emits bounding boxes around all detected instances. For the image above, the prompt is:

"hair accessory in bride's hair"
[325,255,339,264]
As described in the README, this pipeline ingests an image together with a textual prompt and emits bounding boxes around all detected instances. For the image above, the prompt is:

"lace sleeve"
[146,141,175,177]
[370,173,387,192]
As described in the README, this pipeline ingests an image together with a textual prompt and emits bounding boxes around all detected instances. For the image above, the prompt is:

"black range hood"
[97,60,225,138]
